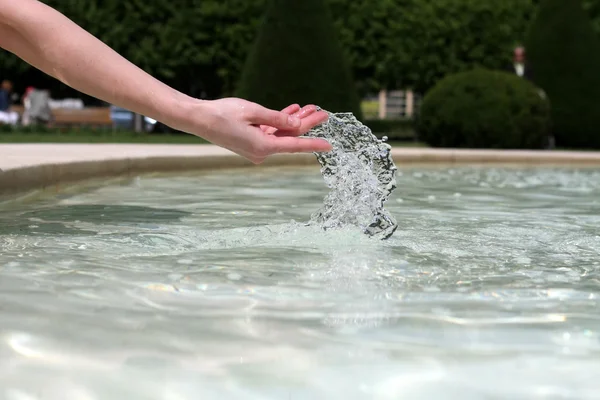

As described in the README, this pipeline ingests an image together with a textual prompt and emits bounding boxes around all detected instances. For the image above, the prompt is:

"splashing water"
[304,111,398,240]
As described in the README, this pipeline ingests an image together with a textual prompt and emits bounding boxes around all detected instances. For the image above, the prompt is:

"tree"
[531,0,600,34]
[0,0,568,102]
[526,0,600,148]
[583,0,600,34]
[235,0,362,118]
[0,0,266,101]
[384,0,537,93]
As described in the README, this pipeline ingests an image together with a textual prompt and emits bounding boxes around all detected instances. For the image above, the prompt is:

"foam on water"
[305,111,398,239]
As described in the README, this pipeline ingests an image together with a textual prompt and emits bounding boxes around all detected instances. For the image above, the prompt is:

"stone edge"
[3,148,600,197]
[0,153,317,197]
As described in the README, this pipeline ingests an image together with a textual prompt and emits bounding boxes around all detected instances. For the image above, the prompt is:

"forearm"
[0,0,332,162]
[0,0,195,126]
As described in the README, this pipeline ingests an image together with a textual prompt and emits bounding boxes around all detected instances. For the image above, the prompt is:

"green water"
[0,166,599,399]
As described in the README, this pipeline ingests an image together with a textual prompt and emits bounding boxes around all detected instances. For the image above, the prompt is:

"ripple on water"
[1,166,600,398]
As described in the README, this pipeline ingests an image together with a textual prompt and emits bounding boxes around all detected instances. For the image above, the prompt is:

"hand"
[176,98,332,164]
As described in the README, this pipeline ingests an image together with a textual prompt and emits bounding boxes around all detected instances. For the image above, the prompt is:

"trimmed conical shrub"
[525,0,600,148]
[235,0,362,119]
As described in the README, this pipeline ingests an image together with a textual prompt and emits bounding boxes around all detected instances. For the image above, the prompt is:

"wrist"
[162,92,211,136]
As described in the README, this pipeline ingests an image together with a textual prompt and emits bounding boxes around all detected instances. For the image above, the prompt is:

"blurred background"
[0,0,598,150]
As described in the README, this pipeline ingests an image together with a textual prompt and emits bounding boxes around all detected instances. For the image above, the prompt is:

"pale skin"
[0,0,333,164]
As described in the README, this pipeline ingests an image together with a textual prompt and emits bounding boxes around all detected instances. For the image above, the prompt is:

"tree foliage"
[1,0,598,101]
[397,0,533,93]
[526,0,600,148]
[236,0,361,117]
[0,0,266,100]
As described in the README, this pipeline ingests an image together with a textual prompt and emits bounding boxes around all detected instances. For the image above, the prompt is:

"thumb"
[248,105,302,130]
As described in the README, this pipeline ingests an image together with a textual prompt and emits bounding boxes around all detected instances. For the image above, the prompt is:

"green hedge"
[526,0,600,149]
[417,69,552,149]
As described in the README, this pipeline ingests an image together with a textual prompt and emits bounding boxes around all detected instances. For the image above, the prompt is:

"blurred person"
[22,86,52,126]
[505,46,553,148]
[506,46,534,81]
[0,0,331,163]
[0,80,11,111]
[21,86,34,126]
[0,79,19,125]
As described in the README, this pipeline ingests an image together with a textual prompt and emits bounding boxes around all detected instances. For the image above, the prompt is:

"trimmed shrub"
[235,0,362,119]
[525,0,600,148]
[417,69,551,149]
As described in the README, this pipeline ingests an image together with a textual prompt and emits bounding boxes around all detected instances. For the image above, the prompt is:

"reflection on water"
[1,166,600,399]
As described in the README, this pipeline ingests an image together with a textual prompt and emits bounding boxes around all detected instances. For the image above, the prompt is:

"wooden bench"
[10,105,114,128]
[9,105,24,115]
[52,107,113,128]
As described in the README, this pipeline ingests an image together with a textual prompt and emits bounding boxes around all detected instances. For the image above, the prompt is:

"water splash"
[305,111,398,240]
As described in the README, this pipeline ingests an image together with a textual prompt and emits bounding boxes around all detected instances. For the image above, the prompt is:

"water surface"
[1,165,600,399]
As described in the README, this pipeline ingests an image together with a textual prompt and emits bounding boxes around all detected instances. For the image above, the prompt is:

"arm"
[0,0,331,163]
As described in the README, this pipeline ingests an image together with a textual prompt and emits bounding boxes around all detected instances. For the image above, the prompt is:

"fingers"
[245,103,332,161]
[281,104,301,115]
[248,104,301,130]
[268,136,332,154]
[260,104,300,132]
[262,104,323,134]
[295,104,320,119]
[274,107,329,137]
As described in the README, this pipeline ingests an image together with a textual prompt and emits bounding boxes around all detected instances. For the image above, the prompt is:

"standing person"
[0,0,331,164]
[0,80,19,125]
[506,46,534,81]
[0,80,10,111]
[504,46,554,148]
[21,86,34,126]
[22,86,52,127]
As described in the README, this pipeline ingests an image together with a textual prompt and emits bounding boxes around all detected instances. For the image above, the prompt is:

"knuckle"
[279,112,290,125]
[241,108,254,121]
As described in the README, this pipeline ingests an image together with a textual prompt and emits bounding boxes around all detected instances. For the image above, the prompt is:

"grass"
[0,131,209,144]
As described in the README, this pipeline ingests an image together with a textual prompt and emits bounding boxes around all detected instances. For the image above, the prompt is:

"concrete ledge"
[2,144,600,197]
[390,148,600,165]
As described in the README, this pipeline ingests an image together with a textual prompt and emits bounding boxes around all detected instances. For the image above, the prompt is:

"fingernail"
[288,116,301,127]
